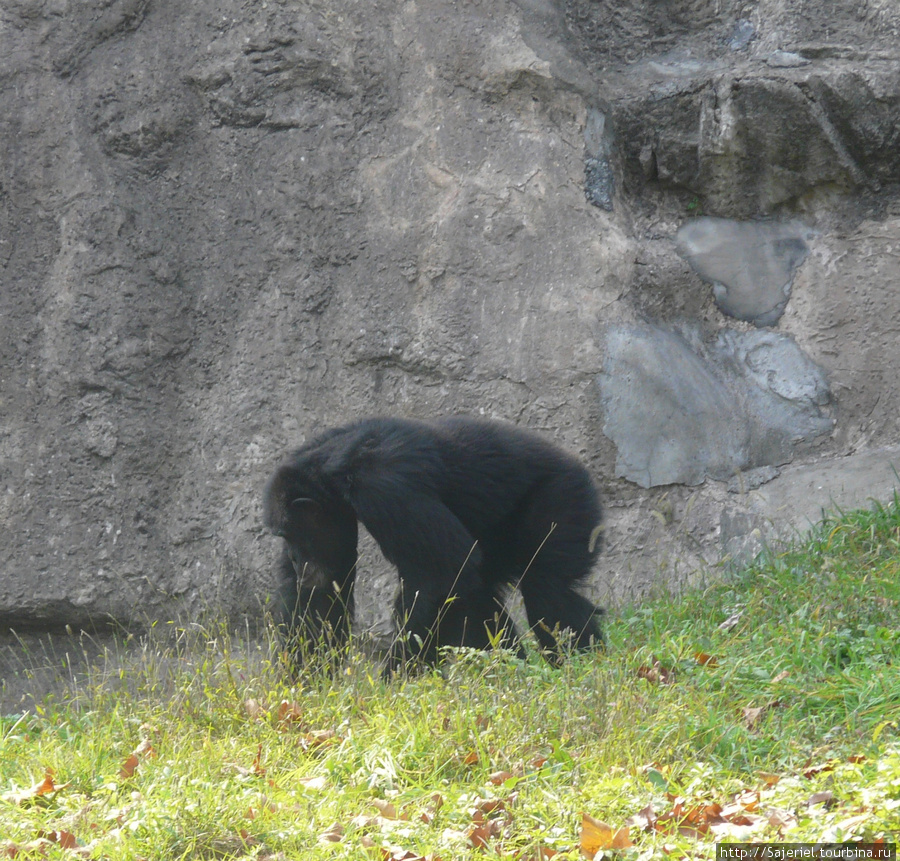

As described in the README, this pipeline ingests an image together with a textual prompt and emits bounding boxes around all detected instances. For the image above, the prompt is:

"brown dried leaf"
[489,771,515,785]
[624,804,657,832]
[276,700,305,727]
[515,846,557,861]
[384,849,429,861]
[656,799,723,836]
[251,743,266,776]
[40,830,79,850]
[473,796,507,814]
[120,739,156,779]
[580,812,632,856]
[742,702,780,731]
[742,706,766,730]
[244,699,268,720]
[637,659,676,685]
[468,822,492,849]
[372,798,400,820]
[709,815,767,838]
[806,790,836,809]
[5,837,52,857]
[318,822,344,843]
[453,750,479,767]
[301,729,342,752]
[767,807,798,832]
[834,813,869,834]
[803,761,836,779]
[1,768,70,804]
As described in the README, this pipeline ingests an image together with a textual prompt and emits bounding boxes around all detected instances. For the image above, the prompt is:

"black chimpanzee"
[263,415,603,669]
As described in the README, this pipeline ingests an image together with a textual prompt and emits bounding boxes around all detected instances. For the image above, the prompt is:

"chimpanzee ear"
[288,497,322,529]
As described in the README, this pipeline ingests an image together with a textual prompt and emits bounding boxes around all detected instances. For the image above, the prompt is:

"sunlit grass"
[2,498,899,857]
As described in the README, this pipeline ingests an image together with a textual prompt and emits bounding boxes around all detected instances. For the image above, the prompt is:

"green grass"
[2,498,900,858]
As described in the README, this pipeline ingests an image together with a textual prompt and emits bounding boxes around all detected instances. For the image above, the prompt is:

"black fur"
[263,416,603,669]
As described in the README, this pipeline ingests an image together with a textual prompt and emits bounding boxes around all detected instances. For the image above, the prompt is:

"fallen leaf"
[318,822,344,843]
[364,839,434,861]
[637,659,676,685]
[742,701,781,731]
[767,807,798,832]
[468,823,492,849]
[301,729,342,752]
[251,743,265,776]
[453,750,479,767]
[709,815,766,838]
[120,739,156,779]
[722,790,760,815]
[771,670,790,684]
[244,699,268,720]
[655,799,723,837]
[1,768,70,804]
[38,830,79,850]
[718,611,743,631]
[806,790,836,809]
[472,796,508,814]
[5,838,51,857]
[580,812,632,856]
[372,798,400,820]
[489,771,514,785]
[276,701,305,727]
[742,706,766,731]
[515,846,557,860]
[803,761,836,779]
[834,812,869,834]
[418,793,443,823]
[624,804,657,832]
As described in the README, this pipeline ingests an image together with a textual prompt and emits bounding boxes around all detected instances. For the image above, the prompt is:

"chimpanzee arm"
[351,488,483,658]
[277,547,354,669]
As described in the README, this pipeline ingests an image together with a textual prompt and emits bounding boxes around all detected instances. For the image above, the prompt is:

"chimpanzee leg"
[433,584,524,657]
[352,490,484,669]
[520,577,602,656]
[513,474,604,658]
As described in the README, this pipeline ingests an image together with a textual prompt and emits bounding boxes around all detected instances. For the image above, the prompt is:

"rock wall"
[1,0,899,632]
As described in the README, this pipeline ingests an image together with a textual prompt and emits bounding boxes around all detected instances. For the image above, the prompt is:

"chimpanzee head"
[263,460,359,588]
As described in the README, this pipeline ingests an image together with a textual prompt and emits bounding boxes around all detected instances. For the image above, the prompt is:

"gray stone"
[727,19,755,52]
[727,466,780,494]
[598,325,746,487]
[766,50,810,68]
[676,217,812,326]
[597,323,833,488]
[584,107,615,210]
[606,60,899,216]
